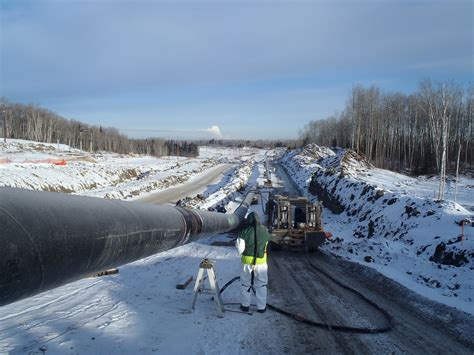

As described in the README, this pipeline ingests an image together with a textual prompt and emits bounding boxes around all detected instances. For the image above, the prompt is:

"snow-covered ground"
[1,139,473,354]
[0,139,273,354]
[0,140,261,200]
[0,238,277,354]
[279,144,474,314]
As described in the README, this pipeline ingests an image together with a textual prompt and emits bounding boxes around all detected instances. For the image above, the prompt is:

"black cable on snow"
[220,276,240,294]
[303,252,394,333]
[220,258,395,334]
[220,189,394,333]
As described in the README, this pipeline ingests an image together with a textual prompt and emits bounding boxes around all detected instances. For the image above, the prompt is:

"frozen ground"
[0,238,278,354]
[0,142,275,354]
[0,139,262,200]
[279,144,474,314]
[1,140,473,354]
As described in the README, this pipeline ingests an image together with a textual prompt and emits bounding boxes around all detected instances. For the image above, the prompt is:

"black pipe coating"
[0,187,254,307]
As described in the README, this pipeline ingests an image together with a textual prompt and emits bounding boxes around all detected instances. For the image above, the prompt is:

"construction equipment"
[267,194,332,252]
[263,158,273,187]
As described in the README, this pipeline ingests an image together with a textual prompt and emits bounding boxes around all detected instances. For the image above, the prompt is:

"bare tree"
[299,80,473,180]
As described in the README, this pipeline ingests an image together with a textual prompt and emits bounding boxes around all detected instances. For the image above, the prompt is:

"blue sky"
[0,0,472,140]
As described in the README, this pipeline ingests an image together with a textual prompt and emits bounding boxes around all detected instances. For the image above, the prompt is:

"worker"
[236,211,271,313]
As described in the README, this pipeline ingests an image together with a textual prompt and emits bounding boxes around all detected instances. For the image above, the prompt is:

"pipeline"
[0,187,254,307]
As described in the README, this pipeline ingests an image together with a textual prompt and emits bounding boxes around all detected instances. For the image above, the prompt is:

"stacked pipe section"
[0,187,254,307]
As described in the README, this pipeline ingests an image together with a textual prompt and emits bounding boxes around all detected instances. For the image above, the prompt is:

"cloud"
[1,1,471,140]
[201,125,222,138]
[1,1,471,102]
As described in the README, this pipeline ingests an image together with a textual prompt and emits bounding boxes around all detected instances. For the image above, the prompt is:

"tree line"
[194,138,300,149]
[0,98,198,157]
[300,80,473,177]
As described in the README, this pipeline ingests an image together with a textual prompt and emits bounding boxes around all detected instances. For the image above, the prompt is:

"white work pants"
[240,263,268,310]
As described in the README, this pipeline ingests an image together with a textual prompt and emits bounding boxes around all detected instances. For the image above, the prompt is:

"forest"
[0,98,198,158]
[300,80,473,176]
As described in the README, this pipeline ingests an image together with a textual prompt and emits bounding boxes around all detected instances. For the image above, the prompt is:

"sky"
[0,0,472,140]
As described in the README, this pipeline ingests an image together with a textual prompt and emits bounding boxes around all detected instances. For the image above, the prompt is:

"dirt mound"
[340,150,373,171]
[66,155,97,163]
[302,144,334,161]
[430,240,472,267]
[315,148,373,177]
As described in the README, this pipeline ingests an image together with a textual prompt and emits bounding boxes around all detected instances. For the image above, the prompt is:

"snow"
[0,240,269,354]
[279,145,474,314]
[0,140,261,200]
[0,140,276,354]
[1,139,473,353]
[362,170,474,212]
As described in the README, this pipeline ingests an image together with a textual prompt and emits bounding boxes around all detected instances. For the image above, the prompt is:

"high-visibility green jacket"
[237,212,271,265]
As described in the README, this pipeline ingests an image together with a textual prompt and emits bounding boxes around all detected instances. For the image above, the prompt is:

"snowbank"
[0,140,245,199]
[180,159,256,210]
[280,145,474,314]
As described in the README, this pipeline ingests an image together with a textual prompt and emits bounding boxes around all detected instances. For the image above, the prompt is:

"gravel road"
[257,162,474,354]
[138,164,232,205]
[265,251,474,354]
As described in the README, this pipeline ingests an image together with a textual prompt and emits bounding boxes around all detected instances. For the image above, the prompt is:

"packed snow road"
[1,151,473,354]
[138,164,232,205]
[263,161,474,354]
[267,251,474,353]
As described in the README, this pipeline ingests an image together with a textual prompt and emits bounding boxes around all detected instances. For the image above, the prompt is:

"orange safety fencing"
[51,159,67,166]
[0,158,67,166]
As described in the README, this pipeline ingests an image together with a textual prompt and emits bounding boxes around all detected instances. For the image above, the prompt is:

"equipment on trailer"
[263,158,273,187]
[263,179,273,188]
[268,195,332,252]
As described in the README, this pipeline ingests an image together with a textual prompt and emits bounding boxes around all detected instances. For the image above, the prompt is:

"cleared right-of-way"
[139,164,232,205]
[261,163,474,354]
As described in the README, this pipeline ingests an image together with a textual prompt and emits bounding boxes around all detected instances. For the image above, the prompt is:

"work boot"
[257,307,266,313]
[240,305,250,312]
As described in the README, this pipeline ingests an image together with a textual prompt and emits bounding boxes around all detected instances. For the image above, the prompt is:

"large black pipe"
[0,187,254,307]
